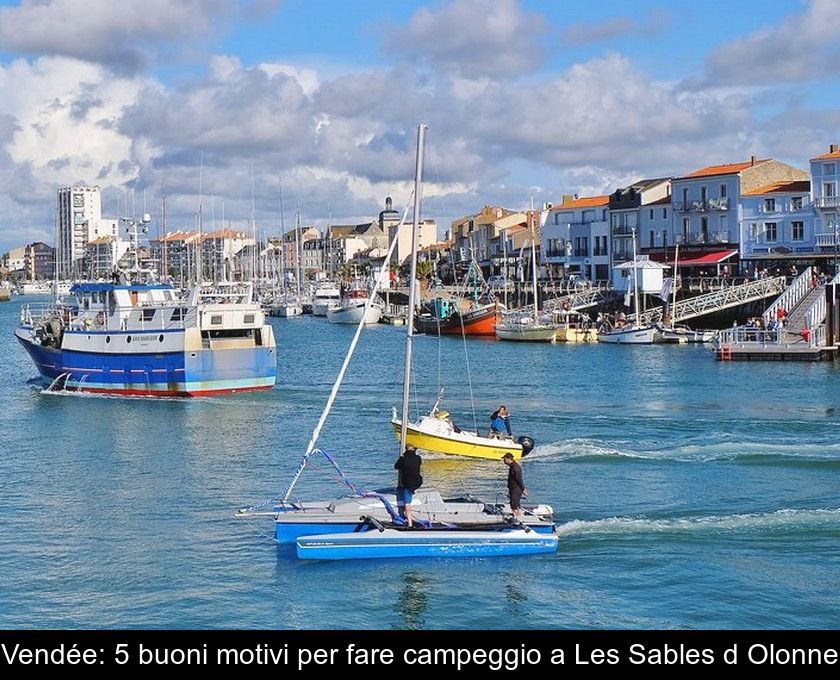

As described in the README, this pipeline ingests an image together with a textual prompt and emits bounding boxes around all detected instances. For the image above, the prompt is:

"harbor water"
[0,299,838,629]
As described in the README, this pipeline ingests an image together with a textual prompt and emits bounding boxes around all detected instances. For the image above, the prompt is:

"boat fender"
[518,436,535,456]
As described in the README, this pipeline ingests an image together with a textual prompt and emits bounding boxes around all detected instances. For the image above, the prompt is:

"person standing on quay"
[502,452,527,518]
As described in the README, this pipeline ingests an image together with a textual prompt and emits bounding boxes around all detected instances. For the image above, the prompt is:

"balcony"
[611,225,636,235]
[673,201,687,212]
[709,198,729,210]
[543,249,568,259]
[816,233,840,247]
[709,231,730,244]
[815,196,840,209]
[692,200,708,212]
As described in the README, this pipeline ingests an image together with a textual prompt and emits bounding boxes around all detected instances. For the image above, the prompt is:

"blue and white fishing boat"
[15,280,276,396]
[239,124,558,560]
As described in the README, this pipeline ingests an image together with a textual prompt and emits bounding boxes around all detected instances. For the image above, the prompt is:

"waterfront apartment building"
[450,205,519,264]
[608,178,671,267]
[738,181,813,272]
[541,195,610,282]
[2,242,56,280]
[201,229,254,282]
[638,196,673,258]
[669,157,809,266]
[57,185,121,278]
[85,236,131,279]
[810,145,840,269]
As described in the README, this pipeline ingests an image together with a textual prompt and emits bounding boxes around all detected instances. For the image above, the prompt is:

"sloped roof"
[812,148,840,161]
[681,159,769,179]
[550,195,609,211]
[742,180,811,196]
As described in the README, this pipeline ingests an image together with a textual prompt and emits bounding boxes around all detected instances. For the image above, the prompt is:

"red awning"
[648,249,737,266]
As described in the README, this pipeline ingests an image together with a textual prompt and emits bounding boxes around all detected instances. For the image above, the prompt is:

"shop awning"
[649,249,738,266]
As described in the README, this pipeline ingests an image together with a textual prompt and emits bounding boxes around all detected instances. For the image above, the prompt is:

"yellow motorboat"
[391,405,533,461]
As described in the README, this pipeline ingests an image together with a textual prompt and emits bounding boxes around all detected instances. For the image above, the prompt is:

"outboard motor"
[518,436,535,457]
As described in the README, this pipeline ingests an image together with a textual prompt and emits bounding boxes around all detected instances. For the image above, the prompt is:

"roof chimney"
[750,155,756,166]
[831,144,840,154]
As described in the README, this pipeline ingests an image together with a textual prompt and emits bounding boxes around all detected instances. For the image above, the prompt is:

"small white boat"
[598,324,659,344]
[656,324,715,343]
[312,282,341,316]
[327,281,382,324]
[495,315,557,342]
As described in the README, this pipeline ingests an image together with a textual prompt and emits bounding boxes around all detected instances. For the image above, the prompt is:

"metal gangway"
[630,276,787,325]
[541,286,615,313]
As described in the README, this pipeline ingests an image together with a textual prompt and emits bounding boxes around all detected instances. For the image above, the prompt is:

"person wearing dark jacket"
[502,452,527,517]
[394,446,423,527]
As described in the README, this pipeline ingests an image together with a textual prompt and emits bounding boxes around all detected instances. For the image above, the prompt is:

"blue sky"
[0,0,838,251]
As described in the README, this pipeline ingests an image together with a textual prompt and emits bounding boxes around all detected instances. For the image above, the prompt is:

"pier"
[715,267,840,361]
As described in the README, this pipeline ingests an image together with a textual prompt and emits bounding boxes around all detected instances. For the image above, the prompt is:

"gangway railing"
[804,271,840,331]
[541,287,615,313]
[630,276,787,325]
[763,267,811,324]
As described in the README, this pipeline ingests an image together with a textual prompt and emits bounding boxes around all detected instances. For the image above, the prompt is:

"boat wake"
[530,438,840,464]
[556,508,840,538]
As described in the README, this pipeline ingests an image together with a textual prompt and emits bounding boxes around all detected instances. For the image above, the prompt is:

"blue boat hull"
[296,529,559,560]
[276,519,556,544]
[16,331,276,396]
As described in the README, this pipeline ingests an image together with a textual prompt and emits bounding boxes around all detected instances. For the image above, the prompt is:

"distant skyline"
[1,0,839,251]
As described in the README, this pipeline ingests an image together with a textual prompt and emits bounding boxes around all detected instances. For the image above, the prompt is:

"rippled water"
[0,299,838,629]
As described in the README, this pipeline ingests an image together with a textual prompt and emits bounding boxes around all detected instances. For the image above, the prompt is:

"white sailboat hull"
[598,325,659,344]
[327,301,382,324]
[312,301,340,316]
[276,304,302,317]
[495,324,557,342]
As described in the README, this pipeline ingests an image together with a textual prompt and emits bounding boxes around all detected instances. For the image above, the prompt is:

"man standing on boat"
[502,452,527,518]
[395,446,423,528]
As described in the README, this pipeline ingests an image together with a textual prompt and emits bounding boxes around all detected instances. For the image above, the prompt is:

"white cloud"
[0,0,280,73]
[383,0,547,79]
[705,0,840,85]
[561,11,671,47]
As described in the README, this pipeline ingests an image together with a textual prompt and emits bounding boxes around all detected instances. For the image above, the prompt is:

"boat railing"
[19,303,57,325]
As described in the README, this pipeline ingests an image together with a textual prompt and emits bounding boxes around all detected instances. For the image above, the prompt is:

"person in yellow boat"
[394,446,423,528]
[490,405,512,438]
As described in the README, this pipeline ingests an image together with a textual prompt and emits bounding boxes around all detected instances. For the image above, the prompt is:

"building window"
[662,208,667,219]
[649,209,654,220]
[764,198,776,212]
[700,186,708,203]
[825,183,836,198]
[649,230,655,248]
[682,218,690,242]
[792,221,804,241]
[792,196,803,210]
[720,184,727,198]
[765,222,777,242]
[682,188,688,206]
[823,163,836,175]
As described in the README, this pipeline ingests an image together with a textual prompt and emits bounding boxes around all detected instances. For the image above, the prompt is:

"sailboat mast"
[399,123,427,455]
[632,228,641,321]
[529,198,539,322]
[671,242,680,319]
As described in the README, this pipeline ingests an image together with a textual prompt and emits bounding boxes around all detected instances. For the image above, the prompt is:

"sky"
[1,0,839,252]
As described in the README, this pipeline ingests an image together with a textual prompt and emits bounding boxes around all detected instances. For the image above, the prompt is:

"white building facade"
[541,196,610,281]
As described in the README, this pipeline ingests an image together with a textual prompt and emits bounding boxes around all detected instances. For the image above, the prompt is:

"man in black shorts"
[502,452,527,518]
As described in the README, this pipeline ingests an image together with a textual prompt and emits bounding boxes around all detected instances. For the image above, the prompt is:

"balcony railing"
[611,225,636,235]
[692,200,708,212]
[816,232,840,247]
[815,196,840,208]
[709,198,729,210]
[709,231,730,244]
